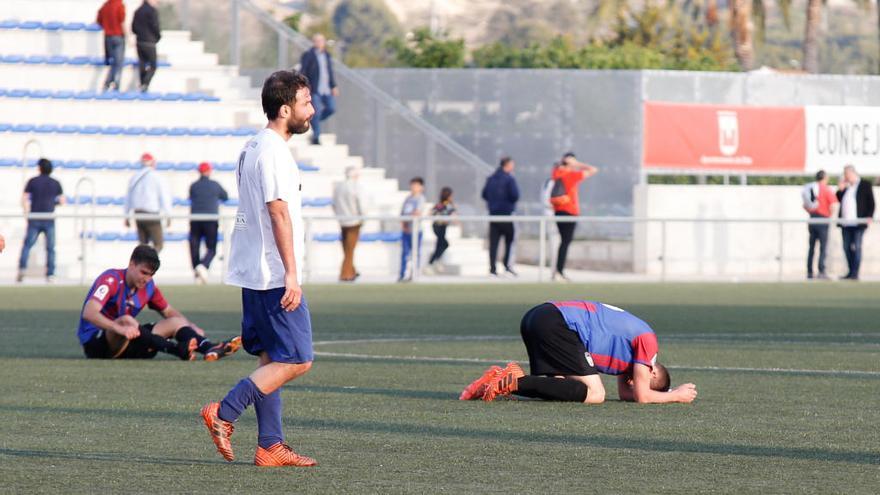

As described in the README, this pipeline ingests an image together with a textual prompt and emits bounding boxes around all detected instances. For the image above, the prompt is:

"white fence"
[1,212,875,284]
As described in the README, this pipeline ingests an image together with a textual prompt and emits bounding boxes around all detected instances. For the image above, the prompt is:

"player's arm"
[82,300,139,339]
[617,375,635,402]
[571,160,599,178]
[629,363,697,404]
[267,199,301,312]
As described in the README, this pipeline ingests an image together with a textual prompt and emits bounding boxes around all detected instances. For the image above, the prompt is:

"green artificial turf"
[0,283,877,494]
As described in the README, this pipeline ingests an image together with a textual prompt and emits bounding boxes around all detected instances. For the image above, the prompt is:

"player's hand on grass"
[672,383,698,403]
[280,272,302,312]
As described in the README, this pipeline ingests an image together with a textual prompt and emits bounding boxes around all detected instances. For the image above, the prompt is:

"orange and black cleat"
[200,402,235,461]
[459,365,502,400]
[205,336,242,362]
[482,362,525,402]
[254,442,317,467]
[180,337,199,361]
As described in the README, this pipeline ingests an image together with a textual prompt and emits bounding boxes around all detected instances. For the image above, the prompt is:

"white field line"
[312,336,880,377]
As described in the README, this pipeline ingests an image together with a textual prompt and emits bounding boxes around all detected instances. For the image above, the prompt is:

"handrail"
[72,177,96,285]
[234,0,494,175]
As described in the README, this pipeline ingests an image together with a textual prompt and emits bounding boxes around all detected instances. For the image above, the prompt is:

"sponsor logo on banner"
[643,102,806,172]
[805,106,880,175]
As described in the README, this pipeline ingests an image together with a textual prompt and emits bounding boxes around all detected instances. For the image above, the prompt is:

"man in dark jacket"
[481,157,520,276]
[836,165,875,280]
[299,34,338,145]
[132,0,161,92]
[189,162,228,284]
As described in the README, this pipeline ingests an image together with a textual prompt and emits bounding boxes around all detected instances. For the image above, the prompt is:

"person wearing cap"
[189,162,229,284]
[124,153,172,252]
[331,166,366,281]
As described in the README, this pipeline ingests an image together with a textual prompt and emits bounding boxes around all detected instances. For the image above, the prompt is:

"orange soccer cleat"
[254,442,317,467]
[205,336,242,362]
[459,365,503,400]
[200,402,235,461]
[482,362,525,402]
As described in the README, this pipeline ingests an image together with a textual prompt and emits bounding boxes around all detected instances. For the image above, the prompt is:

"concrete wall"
[633,185,880,279]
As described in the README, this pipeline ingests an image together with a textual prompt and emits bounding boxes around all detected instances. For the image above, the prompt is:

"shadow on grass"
[0,404,877,466]
[293,385,452,400]
[0,447,232,466]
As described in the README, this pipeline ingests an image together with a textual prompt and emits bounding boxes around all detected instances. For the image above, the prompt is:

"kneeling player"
[460,300,698,404]
[77,244,241,361]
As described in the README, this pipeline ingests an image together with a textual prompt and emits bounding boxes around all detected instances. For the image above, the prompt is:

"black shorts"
[82,324,158,359]
[520,303,598,377]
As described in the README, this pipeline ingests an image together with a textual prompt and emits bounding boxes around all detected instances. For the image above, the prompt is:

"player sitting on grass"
[77,244,241,360]
[460,300,698,404]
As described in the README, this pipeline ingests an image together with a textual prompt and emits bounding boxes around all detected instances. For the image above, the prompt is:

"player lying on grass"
[77,244,241,360]
[460,300,698,404]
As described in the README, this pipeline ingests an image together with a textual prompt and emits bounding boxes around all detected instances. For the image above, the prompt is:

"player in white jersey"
[201,70,319,467]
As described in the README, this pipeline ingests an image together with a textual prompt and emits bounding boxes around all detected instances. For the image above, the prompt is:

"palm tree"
[802,0,822,72]
[730,0,755,69]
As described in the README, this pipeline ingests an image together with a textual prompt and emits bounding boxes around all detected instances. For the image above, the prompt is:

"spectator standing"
[482,157,520,277]
[132,0,161,93]
[96,0,126,91]
[189,162,228,284]
[426,187,457,273]
[125,153,172,252]
[802,170,837,280]
[299,34,338,145]
[398,177,426,282]
[836,165,875,281]
[550,152,598,282]
[332,166,365,282]
[17,158,64,283]
[540,162,562,273]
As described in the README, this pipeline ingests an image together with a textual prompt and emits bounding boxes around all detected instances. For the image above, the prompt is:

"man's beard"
[287,117,311,135]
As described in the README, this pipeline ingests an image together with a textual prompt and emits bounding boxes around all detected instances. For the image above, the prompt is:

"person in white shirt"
[201,70,319,468]
[124,152,172,251]
[332,166,366,281]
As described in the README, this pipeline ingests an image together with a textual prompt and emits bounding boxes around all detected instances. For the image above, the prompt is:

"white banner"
[805,105,880,174]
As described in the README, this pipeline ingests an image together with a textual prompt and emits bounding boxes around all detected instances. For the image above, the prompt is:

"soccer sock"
[136,326,176,354]
[218,377,265,423]
[255,389,284,449]
[174,326,212,354]
[514,376,588,402]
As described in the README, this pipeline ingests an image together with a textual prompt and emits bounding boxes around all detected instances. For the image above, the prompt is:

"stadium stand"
[0,1,486,282]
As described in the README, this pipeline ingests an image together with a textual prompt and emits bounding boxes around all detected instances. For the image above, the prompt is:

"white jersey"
[225,128,305,290]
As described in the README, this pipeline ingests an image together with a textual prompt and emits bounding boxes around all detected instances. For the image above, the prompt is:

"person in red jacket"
[549,152,598,281]
[97,0,126,91]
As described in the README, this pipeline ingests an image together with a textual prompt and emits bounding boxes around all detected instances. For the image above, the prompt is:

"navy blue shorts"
[241,287,314,364]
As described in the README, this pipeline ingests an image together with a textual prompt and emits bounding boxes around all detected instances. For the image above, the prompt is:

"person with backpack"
[549,152,598,282]
[801,170,837,280]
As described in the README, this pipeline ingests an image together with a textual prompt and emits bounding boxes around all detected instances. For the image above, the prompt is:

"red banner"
[643,102,806,172]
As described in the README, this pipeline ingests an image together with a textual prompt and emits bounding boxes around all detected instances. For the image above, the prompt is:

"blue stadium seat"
[313,233,341,242]
[165,233,188,242]
[0,123,11,132]
[118,91,139,101]
[208,128,232,137]
[62,22,86,31]
[0,158,18,167]
[0,20,19,29]
[137,92,161,101]
[124,57,138,66]
[122,126,146,136]
[223,199,240,207]
[167,127,187,136]
[381,232,403,242]
[108,161,130,170]
[215,162,236,172]
[69,56,91,66]
[112,197,125,206]
[62,160,85,170]
[58,124,80,133]
[95,91,115,101]
[231,127,257,137]
[157,60,171,68]
[86,161,109,170]
[12,123,34,132]
[25,55,47,64]
[299,163,320,172]
[172,198,191,207]
[30,89,52,99]
[88,56,104,66]
[146,127,168,136]
[74,90,97,100]
[0,88,5,96]
[44,21,63,31]
[96,232,120,242]
[160,92,183,101]
[53,90,74,99]
[1,54,24,64]
[8,89,28,98]
[103,126,124,135]
[80,125,101,135]
[96,196,115,206]
[85,23,102,32]
[35,124,57,133]
[120,232,138,241]
[156,161,174,171]
[359,233,381,242]
[18,21,43,30]
[175,162,197,171]
[47,55,66,65]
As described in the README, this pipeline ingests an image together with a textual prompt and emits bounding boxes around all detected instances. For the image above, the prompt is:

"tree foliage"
[332,0,403,67]
[386,28,466,68]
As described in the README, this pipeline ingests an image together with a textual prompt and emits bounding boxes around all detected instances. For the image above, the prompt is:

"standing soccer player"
[201,71,317,467]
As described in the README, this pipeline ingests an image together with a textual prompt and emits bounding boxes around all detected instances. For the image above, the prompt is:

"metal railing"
[1,211,875,284]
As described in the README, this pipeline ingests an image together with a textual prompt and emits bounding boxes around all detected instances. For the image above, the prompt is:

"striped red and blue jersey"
[77,268,168,344]
[549,300,659,375]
